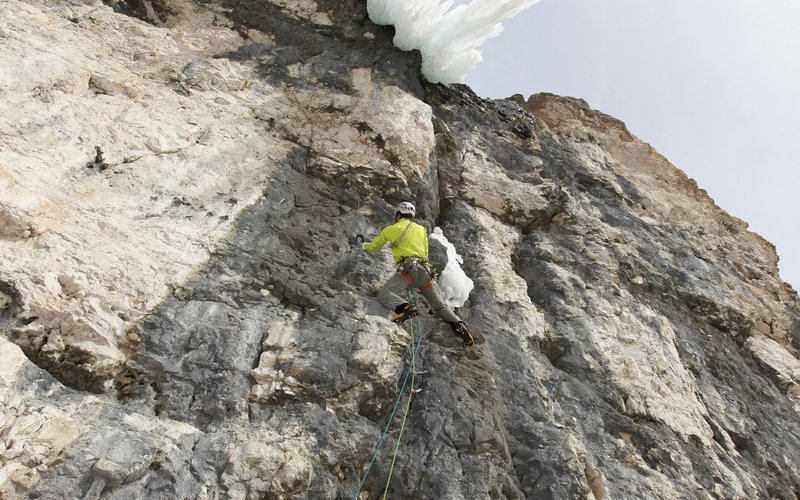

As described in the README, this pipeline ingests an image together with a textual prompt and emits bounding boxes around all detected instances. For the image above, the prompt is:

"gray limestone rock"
[1,1,799,499]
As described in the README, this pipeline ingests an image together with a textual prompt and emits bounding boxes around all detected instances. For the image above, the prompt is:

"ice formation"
[366,0,542,83]
[431,228,474,308]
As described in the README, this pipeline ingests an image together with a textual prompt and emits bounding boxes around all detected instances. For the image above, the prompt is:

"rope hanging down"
[353,292,424,500]
[382,310,421,498]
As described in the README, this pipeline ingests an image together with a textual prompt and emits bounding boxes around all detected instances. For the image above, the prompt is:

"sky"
[462,0,800,290]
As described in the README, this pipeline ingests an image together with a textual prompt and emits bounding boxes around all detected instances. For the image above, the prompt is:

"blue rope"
[382,308,424,498]
[353,293,424,500]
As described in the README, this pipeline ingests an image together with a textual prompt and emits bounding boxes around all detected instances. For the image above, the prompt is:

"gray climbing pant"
[377,263,462,324]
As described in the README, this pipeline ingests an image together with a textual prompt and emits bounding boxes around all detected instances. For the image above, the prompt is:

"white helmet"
[396,201,415,217]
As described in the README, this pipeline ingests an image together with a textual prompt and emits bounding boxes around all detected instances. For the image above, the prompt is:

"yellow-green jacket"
[364,219,428,263]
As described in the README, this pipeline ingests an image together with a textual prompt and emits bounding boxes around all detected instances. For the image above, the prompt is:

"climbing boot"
[451,321,475,346]
[391,303,418,324]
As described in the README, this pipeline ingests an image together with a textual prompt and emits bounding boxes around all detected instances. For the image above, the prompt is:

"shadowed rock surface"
[1,1,799,499]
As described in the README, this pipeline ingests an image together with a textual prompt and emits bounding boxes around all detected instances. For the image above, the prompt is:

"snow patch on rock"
[431,228,473,308]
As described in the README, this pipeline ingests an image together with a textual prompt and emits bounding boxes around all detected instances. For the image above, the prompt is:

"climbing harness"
[353,292,425,500]
[396,257,437,292]
[395,256,429,273]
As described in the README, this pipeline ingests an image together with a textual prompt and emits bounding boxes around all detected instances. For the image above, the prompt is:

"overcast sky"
[463,0,799,290]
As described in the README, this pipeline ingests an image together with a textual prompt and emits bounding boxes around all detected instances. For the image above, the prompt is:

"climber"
[358,202,475,346]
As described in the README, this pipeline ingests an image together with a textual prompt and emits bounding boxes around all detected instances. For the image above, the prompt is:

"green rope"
[381,312,419,499]
[352,295,424,500]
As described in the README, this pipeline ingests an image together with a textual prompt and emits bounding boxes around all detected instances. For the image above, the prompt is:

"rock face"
[1,1,799,499]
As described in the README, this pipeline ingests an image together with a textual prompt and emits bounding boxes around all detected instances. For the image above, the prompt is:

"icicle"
[366,0,542,84]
